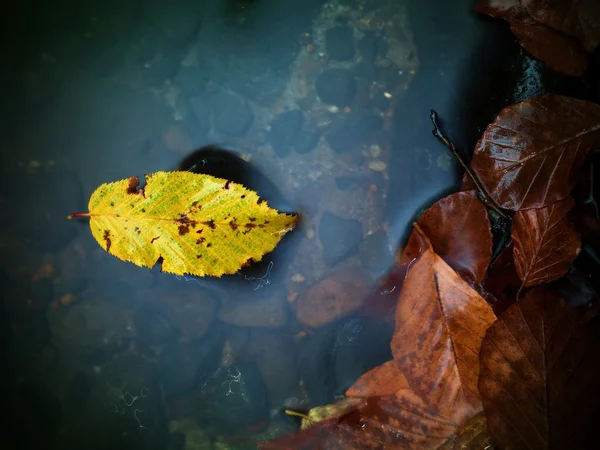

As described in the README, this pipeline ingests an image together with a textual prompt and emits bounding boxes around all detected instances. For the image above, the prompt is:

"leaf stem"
[67,212,90,219]
[429,110,510,221]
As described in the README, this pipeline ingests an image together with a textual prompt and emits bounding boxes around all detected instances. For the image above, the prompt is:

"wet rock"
[192,361,269,434]
[293,128,320,155]
[52,235,88,298]
[68,351,168,450]
[2,170,82,252]
[318,211,363,267]
[142,55,181,87]
[372,91,392,111]
[326,26,355,61]
[325,110,382,154]
[315,69,356,107]
[47,294,132,357]
[134,303,179,346]
[159,288,216,341]
[219,288,289,328]
[296,270,371,328]
[267,109,304,158]
[187,95,210,131]
[334,176,358,190]
[249,330,298,408]
[210,91,254,137]
[144,0,205,44]
[299,316,393,405]
[27,342,59,375]
[11,313,51,352]
[227,62,289,106]
[158,328,225,396]
[173,66,208,97]
[66,370,94,409]
[357,31,379,63]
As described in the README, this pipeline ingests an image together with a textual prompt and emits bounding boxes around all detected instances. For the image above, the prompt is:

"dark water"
[2,0,598,449]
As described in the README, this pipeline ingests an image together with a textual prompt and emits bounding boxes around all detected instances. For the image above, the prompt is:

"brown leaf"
[512,197,581,287]
[391,224,497,424]
[510,20,590,76]
[477,242,521,315]
[417,190,492,283]
[345,360,409,398]
[475,0,600,76]
[479,286,600,449]
[521,0,600,52]
[469,95,600,211]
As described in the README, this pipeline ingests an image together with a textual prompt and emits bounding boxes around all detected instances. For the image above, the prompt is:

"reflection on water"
[0,0,479,448]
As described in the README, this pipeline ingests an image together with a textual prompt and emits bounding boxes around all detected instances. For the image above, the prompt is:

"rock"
[142,55,181,87]
[157,328,225,396]
[158,288,217,341]
[293,128,320,154]
[334,176,358,191]
[11,313,51,352]
[267,109,304,158]
[357,31,379,63]
[249,330,298,408]
[298,316,393,405]
[134,303,179,346]
[192,361,269,434]
[2,170,83,252]
[318,211,363,267]
[219,288,289,328]
[144,0,205,44]
[52,234,88,298]
[188,96,211,133]
[326,26,355,61]
[67,351,168,449]
[315,69,356,107]
[325,110,382,154]
[173,66,208,97]
[210,91,254,137]
[296,270,371,328]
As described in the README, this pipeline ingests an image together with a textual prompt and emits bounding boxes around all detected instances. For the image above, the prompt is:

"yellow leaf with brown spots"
[68,171,297,277]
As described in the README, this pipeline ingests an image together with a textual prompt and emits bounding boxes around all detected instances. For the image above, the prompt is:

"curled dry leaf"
[417,190,492,283]
[468,95,600,211]
[475,0,600,76]
[512,196,581,287]
[479,286,600,450]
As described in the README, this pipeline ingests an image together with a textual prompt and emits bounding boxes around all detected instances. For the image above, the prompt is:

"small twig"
[430,110,510,221]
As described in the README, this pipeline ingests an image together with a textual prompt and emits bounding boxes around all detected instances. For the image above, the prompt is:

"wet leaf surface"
[479,286,600,449]
[475,0,600,75]
[417,190,492,283]
[469,95,600,211]
[68,171,297,277]
[512,197,581,288]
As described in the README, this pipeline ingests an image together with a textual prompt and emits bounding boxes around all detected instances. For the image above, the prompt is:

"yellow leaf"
[68,171,298,277]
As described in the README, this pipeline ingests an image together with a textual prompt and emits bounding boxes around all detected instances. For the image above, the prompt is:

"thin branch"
[430,110,510,221]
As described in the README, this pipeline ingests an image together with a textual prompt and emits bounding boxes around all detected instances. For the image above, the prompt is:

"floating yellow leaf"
[68,171,297,277]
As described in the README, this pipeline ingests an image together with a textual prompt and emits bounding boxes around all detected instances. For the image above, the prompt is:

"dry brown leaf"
[479,286,600,449]
[469,95,600,211]
[417,190,492,283]
[512,196,581,287]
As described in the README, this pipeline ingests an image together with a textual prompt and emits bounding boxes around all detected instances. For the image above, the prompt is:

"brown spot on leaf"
[225,180,232,190]
[203,219,216,229]
[229,220,238,231]
[207,243,212,248]
[249,217,256,222]
[196,254,202,259]
[245,223,256,229]
[126,176,140,195]
[196,229,203,234]
[196,237,206,245]
[142,208,146,213]
[134,227,141,234]
[151,236,160,244]
[241,194,246,199]
[103,230,112,252]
